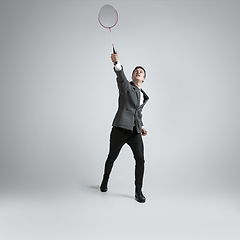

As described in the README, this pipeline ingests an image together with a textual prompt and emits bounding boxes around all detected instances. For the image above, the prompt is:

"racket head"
[98,5,118,29]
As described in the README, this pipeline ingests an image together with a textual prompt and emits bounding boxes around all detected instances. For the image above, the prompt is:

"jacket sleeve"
[113,66,129,94]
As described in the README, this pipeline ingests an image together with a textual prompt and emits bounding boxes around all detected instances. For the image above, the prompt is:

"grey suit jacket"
[112,66,149,133]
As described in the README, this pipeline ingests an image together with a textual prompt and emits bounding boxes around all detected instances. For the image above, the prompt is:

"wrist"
[114,62,122,71]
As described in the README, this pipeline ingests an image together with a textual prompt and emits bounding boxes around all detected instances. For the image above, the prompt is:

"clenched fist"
[111,52,119,65]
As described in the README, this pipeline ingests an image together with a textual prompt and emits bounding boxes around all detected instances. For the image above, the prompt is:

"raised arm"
[110,52,129,93]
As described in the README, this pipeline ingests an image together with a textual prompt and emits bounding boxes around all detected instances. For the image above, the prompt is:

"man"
[100,52,149,203]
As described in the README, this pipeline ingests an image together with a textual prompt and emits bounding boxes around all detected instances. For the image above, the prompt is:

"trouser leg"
[102,127,126,182]
[127,132,145,191]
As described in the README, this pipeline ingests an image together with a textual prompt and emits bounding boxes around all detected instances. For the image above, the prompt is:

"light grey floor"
[1,1,240,239]
[1,184,240,240]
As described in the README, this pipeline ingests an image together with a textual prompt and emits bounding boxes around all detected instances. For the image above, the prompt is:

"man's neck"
[132,80,142,89]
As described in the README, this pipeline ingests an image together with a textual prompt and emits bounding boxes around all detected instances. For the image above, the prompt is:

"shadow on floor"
[87,185,134,200]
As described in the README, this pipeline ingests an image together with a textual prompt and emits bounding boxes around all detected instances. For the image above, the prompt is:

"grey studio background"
[0,0,240,240]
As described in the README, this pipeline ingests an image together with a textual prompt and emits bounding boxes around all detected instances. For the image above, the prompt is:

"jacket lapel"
[130,81,149,107]
[130,81,140,107]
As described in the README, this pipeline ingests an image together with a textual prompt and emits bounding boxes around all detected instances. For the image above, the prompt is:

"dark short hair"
[132,66,146,78]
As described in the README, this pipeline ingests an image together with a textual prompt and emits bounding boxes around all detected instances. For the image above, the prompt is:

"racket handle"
[113,47,117,64]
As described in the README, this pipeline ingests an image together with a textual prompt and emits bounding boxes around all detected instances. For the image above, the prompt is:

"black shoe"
[135,190,146,203]
[100,181,108,192]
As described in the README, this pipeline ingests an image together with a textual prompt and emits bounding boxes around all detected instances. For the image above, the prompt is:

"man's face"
[132,68,145,83]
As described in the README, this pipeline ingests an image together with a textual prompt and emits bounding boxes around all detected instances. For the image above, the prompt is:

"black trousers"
[102,126,145,190]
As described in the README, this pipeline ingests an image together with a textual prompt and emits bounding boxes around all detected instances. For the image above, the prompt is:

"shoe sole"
[100,188,107,192]
[135,197,146,203]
